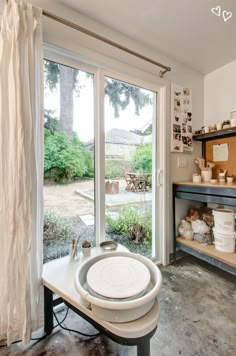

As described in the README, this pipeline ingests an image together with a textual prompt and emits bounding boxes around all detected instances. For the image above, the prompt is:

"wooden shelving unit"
[173,128,236,275]
[173,182,236,275]
[176,237,236,269]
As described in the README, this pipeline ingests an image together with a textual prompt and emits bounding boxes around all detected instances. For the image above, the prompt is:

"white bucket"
[213,209,235,232]
[213,228,235,253]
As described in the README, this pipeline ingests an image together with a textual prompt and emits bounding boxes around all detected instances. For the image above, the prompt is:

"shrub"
[132,144,152,173]
[44,210,72,241]
[106,208,151,244]
[105,160,132,179]
[44,129,94,183]
[44,109,59,134]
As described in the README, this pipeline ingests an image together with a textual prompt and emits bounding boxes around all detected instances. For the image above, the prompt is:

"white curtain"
[0,0,44,345]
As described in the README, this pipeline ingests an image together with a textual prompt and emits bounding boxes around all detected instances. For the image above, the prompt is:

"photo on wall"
[171,84,193,152]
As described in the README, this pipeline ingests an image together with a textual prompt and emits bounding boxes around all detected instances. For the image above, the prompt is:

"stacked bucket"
[213,209,236,253]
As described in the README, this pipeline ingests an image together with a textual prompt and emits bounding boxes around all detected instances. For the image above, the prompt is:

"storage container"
[213,228,235,253]
[213,209,235,232]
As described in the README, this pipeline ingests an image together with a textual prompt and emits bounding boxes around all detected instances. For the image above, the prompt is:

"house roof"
[85,128,152,148]
[105,128,144,145]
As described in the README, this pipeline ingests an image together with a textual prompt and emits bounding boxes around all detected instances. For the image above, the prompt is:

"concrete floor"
[1,256,236,356]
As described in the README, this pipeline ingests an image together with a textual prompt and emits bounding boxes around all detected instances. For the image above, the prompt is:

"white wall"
[33,0,204,256]
[204,60,236,126]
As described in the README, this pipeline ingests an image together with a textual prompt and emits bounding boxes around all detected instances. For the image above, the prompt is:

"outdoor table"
[42,245,160,356]
[125,172,151,192]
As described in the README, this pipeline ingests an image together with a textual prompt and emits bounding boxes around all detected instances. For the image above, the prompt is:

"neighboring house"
[85,128,151,161]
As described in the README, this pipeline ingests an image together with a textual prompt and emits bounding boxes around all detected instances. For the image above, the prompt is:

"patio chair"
[125,173,133,191]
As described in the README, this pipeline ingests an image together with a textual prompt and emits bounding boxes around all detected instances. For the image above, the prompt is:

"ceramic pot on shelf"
[192,173,201,183]
[227,177,234,184]
[219,171,226,182]
[230,111,236,127]
[201,169,212,182]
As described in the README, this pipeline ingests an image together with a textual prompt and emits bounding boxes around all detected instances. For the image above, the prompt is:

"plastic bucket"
[213,209,235,232]
[213,228,235,253]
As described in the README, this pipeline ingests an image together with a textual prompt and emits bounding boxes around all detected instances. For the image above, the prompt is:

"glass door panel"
[43,59,95,262]
[104,76,157,258]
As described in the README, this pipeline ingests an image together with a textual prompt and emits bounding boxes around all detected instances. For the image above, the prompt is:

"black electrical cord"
[0,306,70,348]
[31,306,70,341]
[53,309,100,338]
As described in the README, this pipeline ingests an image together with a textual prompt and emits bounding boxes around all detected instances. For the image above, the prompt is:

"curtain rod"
[42,10,171,78]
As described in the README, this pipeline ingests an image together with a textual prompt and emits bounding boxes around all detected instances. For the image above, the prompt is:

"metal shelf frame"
[173,183,236,275]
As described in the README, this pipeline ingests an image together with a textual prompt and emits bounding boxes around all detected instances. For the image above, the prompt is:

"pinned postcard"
[171,83,193,152]
[213,143,229,162]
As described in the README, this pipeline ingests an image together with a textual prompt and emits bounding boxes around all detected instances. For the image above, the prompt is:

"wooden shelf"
[174,181,236,189]
[176,237,236,267]
[193,127,236,141]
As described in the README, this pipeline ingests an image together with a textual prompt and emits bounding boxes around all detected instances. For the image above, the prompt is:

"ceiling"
[57,0,236,74]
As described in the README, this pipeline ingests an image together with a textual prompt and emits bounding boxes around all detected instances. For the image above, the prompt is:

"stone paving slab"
[80,214,95,226]
[75,188,152,207]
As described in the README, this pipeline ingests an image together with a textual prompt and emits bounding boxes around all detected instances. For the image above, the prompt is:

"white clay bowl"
[74,251,162,323]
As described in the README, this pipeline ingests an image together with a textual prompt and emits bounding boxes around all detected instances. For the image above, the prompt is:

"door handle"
[157,169,162,186]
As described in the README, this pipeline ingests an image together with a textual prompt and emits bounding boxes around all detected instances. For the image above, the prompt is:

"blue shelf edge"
[176,242,236,276]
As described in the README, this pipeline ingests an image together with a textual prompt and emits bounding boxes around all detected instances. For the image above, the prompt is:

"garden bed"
[43,216,152,263]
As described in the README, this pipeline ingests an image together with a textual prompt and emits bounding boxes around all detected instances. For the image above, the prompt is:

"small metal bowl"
[100,241,118,251]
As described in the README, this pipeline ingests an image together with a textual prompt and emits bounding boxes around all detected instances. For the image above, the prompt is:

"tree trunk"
[59,65,74,136]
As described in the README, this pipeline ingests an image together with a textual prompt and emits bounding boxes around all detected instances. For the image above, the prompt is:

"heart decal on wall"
[222,10,232,22]
[211,6,232,22]
[211,6,221,17]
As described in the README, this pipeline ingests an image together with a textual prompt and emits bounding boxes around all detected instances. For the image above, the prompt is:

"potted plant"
[226,173,234,184]
[222,120,230,129]
[82,240,91,256]
[219,168,227,182]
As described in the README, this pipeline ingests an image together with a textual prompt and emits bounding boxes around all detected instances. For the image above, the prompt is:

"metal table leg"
[44,291,157,354]
[44,286,54,334]
[137,338,150,356]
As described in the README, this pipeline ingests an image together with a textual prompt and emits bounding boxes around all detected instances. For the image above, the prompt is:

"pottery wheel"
[86,256,151,299]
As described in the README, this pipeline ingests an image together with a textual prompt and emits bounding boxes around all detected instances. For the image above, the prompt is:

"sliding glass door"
[43,59,96,262]
[43,53,161,262]
[104,75,157,259]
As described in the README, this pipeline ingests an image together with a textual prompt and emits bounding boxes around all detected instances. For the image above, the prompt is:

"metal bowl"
[100,240,118,251]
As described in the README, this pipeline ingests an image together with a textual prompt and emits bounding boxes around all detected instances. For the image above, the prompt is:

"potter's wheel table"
[42,246,160,356]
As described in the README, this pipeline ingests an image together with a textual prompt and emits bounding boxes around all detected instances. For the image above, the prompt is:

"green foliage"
[44,60,152,120]
[132,144,152,173]
[44,210,72,241]
[106,208,151,244]
[44,109,59,134]
[105,160,132,179]
[105,78,152,118]
[44,60,60,91]
[44,129,94,183]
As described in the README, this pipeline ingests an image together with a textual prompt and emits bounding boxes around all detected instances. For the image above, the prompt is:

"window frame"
[43,44,169,265]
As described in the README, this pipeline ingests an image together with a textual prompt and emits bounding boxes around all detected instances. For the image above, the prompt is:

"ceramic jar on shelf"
[201,169,212,182]
[230,111,236,127]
